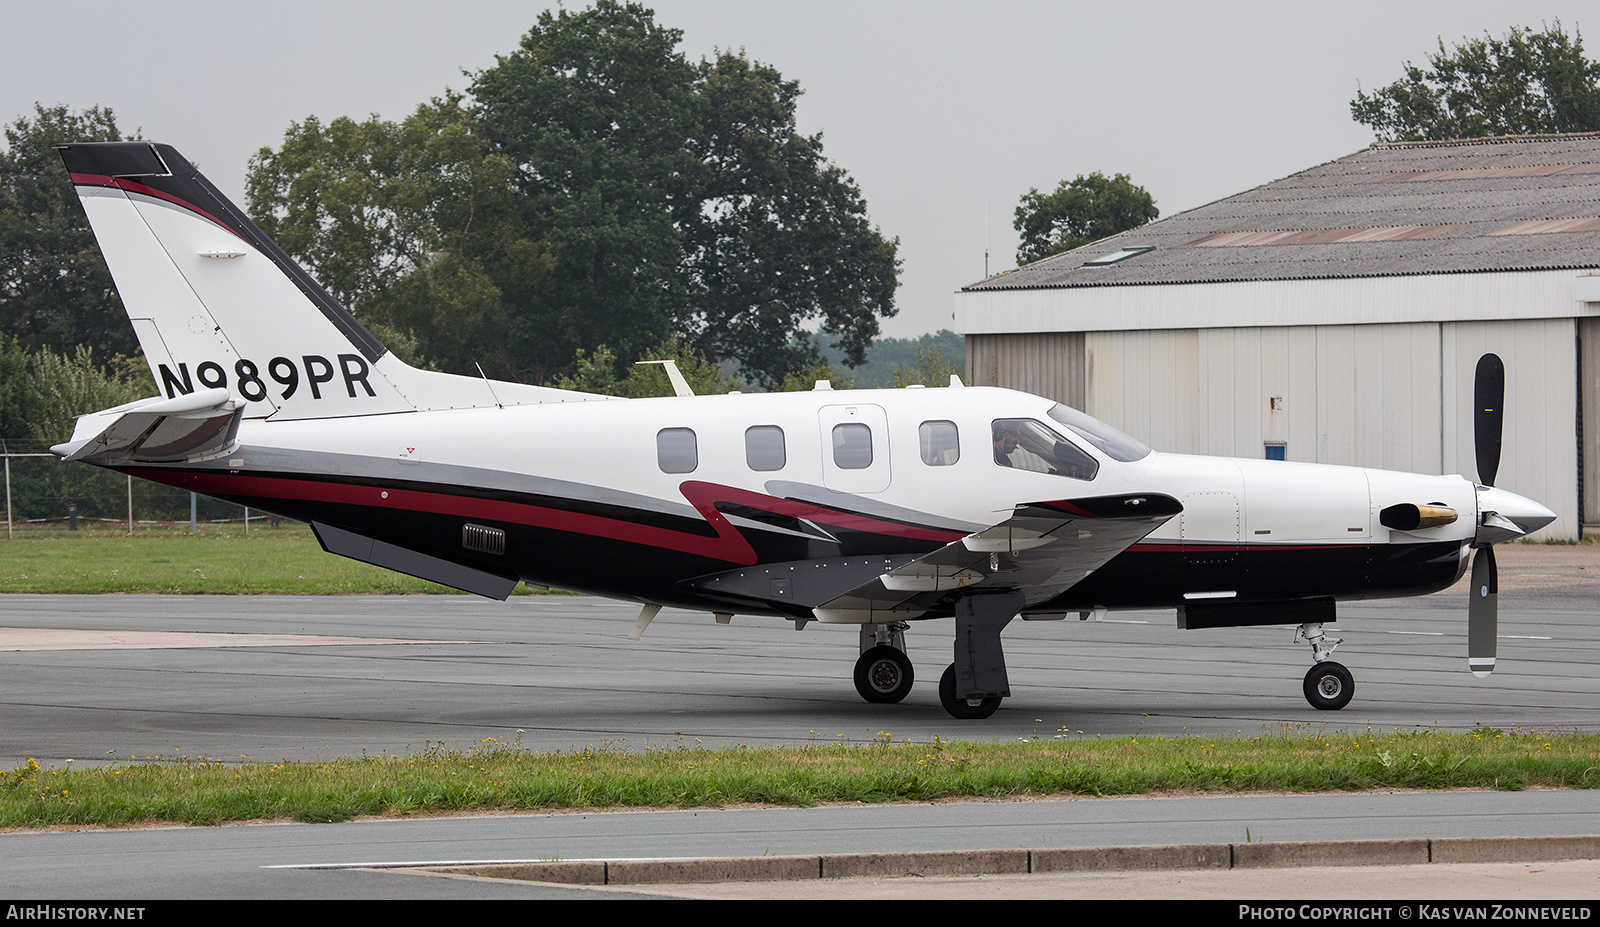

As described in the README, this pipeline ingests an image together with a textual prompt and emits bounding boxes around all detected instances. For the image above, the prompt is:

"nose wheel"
[1296,621,1353,710]
[1303,661,1354,711]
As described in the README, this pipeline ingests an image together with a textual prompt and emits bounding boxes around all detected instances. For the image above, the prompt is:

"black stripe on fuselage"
[115,464,949,610]
[1037,539,1468,611]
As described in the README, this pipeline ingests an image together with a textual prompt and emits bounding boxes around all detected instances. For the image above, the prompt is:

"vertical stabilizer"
[58,141,413,420]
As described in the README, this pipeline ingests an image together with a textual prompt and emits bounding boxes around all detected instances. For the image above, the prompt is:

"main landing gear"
[1297,622,1354,711]
[851,591,1026,720]
[939,664,1002,719]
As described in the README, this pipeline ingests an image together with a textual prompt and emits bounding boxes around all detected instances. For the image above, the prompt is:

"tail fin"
[57,142,587,420]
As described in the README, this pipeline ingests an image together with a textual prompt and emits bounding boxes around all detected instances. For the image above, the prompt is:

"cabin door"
[818,403,892,494]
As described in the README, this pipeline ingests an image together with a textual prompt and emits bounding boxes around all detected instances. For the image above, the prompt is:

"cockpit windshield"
[1046,404,1153,462]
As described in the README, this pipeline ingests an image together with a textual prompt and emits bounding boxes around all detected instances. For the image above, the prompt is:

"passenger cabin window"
[745,425,786,471]
[656,427,698,474]
[919,420,959,466]
[832,422,873,469]
[991,419,1098,481]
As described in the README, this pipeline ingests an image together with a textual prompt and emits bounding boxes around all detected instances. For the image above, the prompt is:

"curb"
[432,834,1600,886]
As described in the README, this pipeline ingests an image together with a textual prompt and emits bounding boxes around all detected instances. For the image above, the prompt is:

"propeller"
[1468,353,1503,678]
[1474,354,1503,490]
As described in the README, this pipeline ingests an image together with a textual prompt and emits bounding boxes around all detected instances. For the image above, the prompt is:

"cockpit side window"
[991,418,1098,480]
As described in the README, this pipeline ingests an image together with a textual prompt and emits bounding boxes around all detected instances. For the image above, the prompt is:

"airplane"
[49,141,1557,719]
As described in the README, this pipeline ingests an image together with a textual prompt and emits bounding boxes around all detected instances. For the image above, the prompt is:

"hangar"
[956,133,1600,539]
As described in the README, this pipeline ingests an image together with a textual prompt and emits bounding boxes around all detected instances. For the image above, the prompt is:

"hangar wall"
[965,331,1085,409]
[971,320,1580,539]
[1438,319,1578,540]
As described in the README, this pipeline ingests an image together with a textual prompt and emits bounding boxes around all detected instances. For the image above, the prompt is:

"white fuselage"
[186,383,1508,614]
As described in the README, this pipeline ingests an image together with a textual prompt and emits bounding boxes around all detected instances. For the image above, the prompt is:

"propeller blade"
[1474,353,1504,488]
[1467,546,1497,677]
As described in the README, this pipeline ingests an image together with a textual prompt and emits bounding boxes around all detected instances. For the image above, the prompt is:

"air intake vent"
[461,523,506,555]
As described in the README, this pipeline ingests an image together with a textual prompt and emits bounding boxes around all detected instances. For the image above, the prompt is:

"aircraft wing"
[811,492,1182,623]
[51,388,244,464]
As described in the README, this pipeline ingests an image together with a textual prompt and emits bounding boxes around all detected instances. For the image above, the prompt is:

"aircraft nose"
[1475,485,1557,543]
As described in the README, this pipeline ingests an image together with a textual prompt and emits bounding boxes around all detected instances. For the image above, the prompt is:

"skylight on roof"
[1082,245,1153,267]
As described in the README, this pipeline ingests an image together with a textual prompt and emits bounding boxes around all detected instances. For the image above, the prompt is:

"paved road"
[4,791,1600,899]
[0,543,1594,898]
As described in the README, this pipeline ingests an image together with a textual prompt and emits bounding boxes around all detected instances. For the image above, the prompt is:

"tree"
[0,104,138,360]
[773,358,855,393]
[246,98,544,379]
[1351,22,1600,142]
[808,328,963,388]
[470,2,696,382]
[886,342,961,388]
[249,1,900,387]
[0,334,148,443]
[471,1,899,386]
[1013,172,1158,265]
[674,51,899,381]
[554,335,737,397]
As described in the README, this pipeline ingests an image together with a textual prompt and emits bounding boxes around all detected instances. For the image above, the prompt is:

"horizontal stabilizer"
[51,388,243,464]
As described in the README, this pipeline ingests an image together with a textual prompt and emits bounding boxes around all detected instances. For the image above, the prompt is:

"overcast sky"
[4,1,1592,338]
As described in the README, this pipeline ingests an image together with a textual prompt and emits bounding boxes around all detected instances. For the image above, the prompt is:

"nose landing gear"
[1297,622,1353,710]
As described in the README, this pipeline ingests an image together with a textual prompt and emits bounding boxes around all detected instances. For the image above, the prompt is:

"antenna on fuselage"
[474,362,503,409]
[635,359,694,397]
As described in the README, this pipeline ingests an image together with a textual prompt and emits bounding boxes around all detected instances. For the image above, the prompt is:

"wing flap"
[813,493,1181,622]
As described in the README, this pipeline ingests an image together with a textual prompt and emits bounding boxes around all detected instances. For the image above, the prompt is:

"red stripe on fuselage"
[677,481,963,543]
[1036,499,1097,517]
[124,469,963,565]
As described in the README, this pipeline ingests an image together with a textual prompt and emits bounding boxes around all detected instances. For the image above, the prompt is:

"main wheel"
[938,663,1002,719]
[1303,661,1354,711]
[854,646,914,703]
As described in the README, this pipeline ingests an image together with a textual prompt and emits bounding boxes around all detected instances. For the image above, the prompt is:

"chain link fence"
[1,439,288,536]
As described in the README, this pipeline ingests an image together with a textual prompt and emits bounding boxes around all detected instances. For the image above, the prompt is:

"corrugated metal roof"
[965,134,1600,292]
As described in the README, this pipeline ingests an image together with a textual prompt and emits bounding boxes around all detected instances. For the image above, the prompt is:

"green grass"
[0,526,562,594]
[4,727,1596,829]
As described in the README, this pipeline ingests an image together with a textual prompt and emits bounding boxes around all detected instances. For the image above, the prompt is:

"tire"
[854,646,914,703]
[938,663,1002,719]
[1303,661,1354,711]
